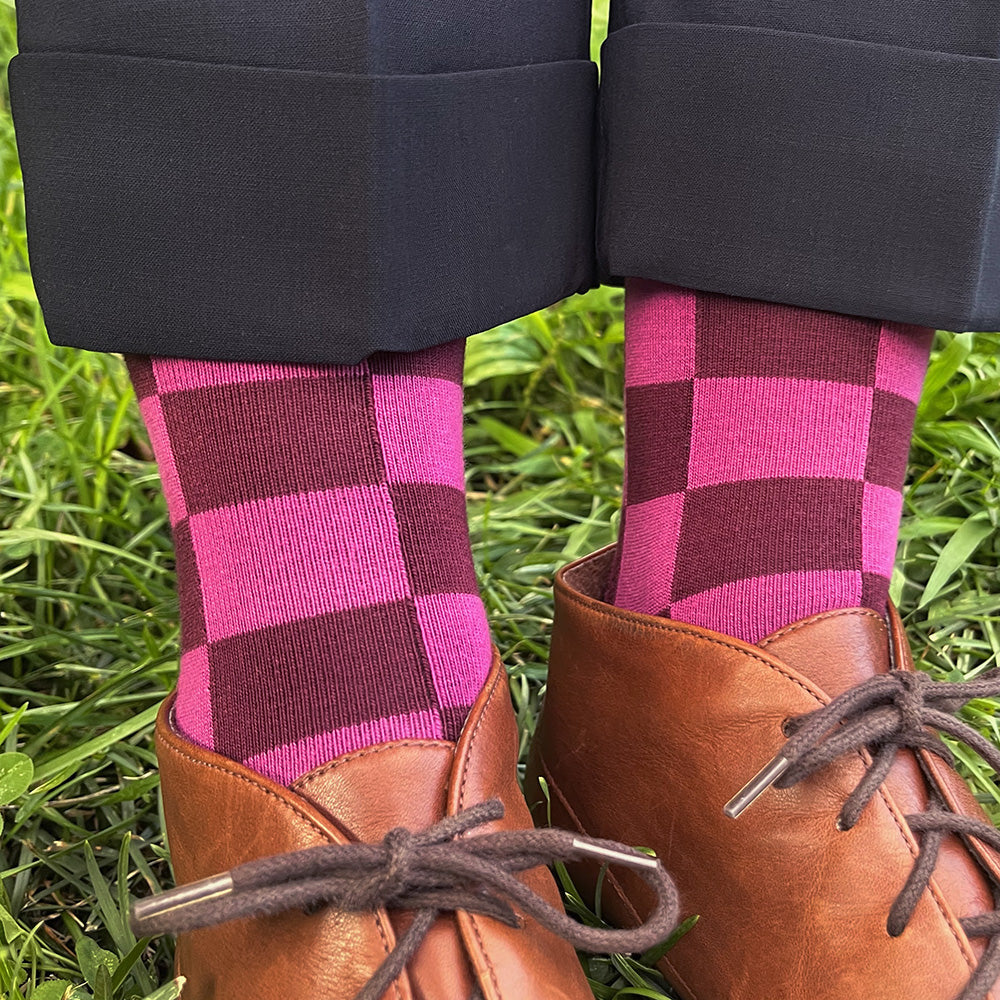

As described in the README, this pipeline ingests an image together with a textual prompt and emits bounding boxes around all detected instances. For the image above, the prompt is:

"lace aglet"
[131,873,234,933]
[572,839,659,870]
[724,753,791,819]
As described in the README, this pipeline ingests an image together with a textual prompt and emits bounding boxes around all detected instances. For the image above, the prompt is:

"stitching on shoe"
[457,669,502,812]
[162,736,339,841]
[291,740,454,790]
[873,778,977,975]
[554,584,979,976]
[468,914,503,1000]
[159,736,404,994]
[535,749,702,1000]
[537,751,642,921]
[455,670,505,997]
[382,921,406,1000]
[557,584,825,703]
[759,608,886,648]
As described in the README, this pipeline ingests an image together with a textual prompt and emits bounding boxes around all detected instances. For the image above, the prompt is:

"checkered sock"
[607,279,933,644]
[125,343,492,785]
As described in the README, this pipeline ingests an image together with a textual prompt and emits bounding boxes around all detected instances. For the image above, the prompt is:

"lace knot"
[895,671,929,742]
[131,798,680,1000]
[382,826,414,896]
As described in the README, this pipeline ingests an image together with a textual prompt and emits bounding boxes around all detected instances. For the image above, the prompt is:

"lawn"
[1,3,999,998]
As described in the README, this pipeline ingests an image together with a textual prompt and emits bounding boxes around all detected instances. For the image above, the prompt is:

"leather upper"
[528,547,1000,1000]
[157,649,593,1000]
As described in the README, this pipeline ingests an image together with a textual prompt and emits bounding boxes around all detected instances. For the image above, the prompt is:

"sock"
[126,343,492,785]
[608,279,933,644]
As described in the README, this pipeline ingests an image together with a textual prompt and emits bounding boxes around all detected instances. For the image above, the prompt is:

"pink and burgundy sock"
[126,343,492,785]
[608,280,933,644]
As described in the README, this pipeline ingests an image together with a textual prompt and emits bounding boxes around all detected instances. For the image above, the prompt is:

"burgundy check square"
[609,281,932,643]
[127,344,492,785]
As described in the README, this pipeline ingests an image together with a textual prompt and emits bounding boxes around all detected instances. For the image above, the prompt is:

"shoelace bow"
[727,668,1000,1000]
[130,799,679,1000]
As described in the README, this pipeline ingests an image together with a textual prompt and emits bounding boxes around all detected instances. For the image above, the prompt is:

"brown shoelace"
[727,668,1000,1000]
[131,799,680,1000]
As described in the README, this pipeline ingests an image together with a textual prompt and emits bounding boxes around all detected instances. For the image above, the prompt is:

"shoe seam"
[162,735,340,842]
[875,780,978,976]
[291,739,454,790]
[758,607,886,648]
[558,584,825,703]
[535,748,701,1000]
[455,668,505,998]
[468,914,503,1000]
[160,736,405,1000]
[457,667,502,812]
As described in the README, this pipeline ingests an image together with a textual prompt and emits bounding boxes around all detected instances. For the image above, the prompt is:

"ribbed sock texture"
[608,279,933,643]
[126,344,492,785]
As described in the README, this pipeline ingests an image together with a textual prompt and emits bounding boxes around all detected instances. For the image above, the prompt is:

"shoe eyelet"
[780,718,794,737]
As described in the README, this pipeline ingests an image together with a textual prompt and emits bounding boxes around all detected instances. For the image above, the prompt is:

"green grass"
[1,3,999,998]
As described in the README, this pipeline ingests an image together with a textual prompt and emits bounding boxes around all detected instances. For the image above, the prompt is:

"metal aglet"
[724,753,792,819]
[131,872,235,931]
[572,839,659,870]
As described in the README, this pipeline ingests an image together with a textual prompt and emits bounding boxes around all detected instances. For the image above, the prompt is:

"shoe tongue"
[291,741,454,842]
[758,608,897,698]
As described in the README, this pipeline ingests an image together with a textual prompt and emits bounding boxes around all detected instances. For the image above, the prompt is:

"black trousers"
[10,2,1000,364]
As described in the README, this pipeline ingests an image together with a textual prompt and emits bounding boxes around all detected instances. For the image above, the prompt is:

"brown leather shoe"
[528,548,1000,1000]
[134,648,678,1000]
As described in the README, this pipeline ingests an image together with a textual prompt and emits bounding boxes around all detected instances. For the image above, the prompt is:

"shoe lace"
[131,799,680,1000]
[726,669,1000,1000]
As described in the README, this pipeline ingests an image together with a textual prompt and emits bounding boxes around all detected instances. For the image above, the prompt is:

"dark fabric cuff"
[597,22,1000,331]
[10,52,597,364]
